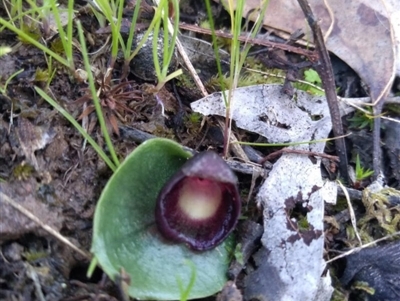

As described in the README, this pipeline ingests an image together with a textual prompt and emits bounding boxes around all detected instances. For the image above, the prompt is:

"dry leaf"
[192,84,337,300]
[218,0,396,103]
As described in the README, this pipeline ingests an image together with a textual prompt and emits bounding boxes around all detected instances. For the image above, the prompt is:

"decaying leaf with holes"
[192,84,338,300]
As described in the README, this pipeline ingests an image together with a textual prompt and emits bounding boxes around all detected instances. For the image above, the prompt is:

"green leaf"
[91,138,233,300]
[292,68,325,96]
[355,154,374,181]
[304,68,321,84]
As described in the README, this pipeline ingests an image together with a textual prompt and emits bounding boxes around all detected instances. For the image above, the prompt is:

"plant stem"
[77,21,120,169]
[296,0,350,183]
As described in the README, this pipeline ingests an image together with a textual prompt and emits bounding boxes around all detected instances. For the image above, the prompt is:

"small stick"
[296,0,350,183]
[372,102,383,179]
[259,148,339,165]
[337,180,362,245]
[326,231,400,264]
[179,23,318,62]
[0,192,91,260]
[162,15,249,161]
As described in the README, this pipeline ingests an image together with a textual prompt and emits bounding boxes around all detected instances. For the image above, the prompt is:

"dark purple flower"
[155,151,241,251]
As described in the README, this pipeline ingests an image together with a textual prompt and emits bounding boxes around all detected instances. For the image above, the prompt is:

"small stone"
[130,31,178,81]
[2,242,24,262]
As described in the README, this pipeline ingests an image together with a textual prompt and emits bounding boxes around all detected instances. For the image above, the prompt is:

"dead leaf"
[218,0,396,104]
[191,84,337,300]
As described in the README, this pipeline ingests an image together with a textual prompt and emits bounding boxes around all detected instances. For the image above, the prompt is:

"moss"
[22,250,48,262]
[183,112,202,136]
[176,72,198,90]
[186,112,202,125]
[333,197,349,213]
[297,216,310,231]
[330,288,348,301]
[12,162,35,180]
[358,187,400,238]
[34,68,50,82]
[233,243,244,265]
[205,56,286,92]
[50,37,65,54]
[18,23,41,44]
[352,281,375,296]
[152,125,175,139]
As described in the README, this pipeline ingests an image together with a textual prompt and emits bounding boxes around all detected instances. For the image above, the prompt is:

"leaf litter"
[1,0,400,299]
[192,84,337,300]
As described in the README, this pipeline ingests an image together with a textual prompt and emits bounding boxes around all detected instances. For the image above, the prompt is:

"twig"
[179,23,318,62]
[339,97,400,124]
[322,0,334,41]
[296,0,350,183]
[0,191,91,260]
[341,95,400,105]
[175,34,208,96]
[326,231,400,264]
[167,23,248,161]
[259,148,339,165]
[337,180,362,245]
[372,102,383,180]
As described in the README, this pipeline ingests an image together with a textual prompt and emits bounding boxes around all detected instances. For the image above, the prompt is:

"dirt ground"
[1,1,400,300]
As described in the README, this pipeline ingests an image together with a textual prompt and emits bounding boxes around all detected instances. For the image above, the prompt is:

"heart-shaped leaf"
[91,138,234,300]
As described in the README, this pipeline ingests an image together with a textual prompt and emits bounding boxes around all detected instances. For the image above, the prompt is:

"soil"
[0,1,400,301]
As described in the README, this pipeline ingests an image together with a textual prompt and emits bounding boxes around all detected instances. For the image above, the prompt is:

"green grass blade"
[205,0,227,104]
[124,0,142,60]
[76,21,120,168]
[0,18,70,68]
[35,87,117,172]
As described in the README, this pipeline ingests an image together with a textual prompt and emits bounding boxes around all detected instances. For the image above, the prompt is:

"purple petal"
[155,151,241,251]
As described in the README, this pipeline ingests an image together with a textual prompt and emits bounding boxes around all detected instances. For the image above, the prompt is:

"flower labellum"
[155,151,241,251]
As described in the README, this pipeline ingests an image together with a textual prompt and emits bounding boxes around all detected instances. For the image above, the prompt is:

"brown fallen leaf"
[218,0,396,104]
